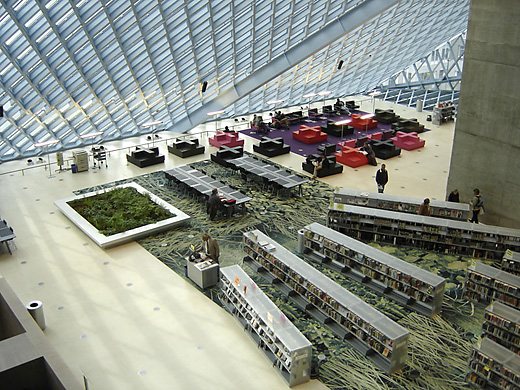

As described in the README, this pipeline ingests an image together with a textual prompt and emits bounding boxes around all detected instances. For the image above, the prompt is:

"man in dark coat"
[376,164,388,193]
[207,188,222,220]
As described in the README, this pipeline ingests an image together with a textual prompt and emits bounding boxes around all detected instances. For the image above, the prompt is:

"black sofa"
[322,105,333,115]
[317,143,337,155]
[302,154,343,178]
[371,139,401,160]
[345,100,360,110]
[167,138,205,158]
[126,146,165,168]
[391,118,425,133]
[210,145,244,168]
[321,120,354,138]
[253,137,290,157]
[375,109,400,124]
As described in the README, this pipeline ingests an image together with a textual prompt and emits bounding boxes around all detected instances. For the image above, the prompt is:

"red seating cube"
[368,132,382,141]
[390,131,425,151]
[350,114,378,131]
[337,139,356,149]
[209,131,245,148]
[335,145,369,168]
[292,126,328,144]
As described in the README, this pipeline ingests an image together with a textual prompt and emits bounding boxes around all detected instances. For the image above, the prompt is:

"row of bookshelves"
[299,223,445,317]
[482,302,520,356]
[244,245,398,352]
[340,222,506,256]
[243,230,409,375]
[221,281,292,365]
[466,338,520,389]
[502,250,520,276]
[332,188,469,221]
[464,263,520,310]
[328,205,520,260]
[219,265,312,387]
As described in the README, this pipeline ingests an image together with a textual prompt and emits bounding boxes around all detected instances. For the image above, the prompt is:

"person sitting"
[252,115,269,134]
[207,188,223,220]
[312,152,330,179]
[270,111,288,129]
[418,198,432,216]
[275,111,289,125]
[196,233,220,263]
[334,98,351,116]
[361,142,377,166]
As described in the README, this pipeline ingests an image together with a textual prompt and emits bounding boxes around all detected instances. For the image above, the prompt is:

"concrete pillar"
[447,0,520,228]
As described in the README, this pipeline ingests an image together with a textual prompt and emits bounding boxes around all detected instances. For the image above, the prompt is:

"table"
[186,258,219,289]
[0,221,16,255]
[228,156,308,196]
[164,165,252,217]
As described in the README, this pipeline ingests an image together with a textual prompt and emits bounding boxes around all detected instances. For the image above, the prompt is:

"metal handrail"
[0,123,249,177]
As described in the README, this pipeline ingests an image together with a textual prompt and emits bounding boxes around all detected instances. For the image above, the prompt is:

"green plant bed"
[68,187,174,236]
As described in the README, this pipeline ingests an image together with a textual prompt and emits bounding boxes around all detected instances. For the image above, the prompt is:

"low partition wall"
[54,182,190,249]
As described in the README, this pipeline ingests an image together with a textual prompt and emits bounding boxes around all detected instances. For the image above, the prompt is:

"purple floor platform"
[240,112,398,158]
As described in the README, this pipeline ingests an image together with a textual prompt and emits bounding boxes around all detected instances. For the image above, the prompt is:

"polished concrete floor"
[0,97,456,389]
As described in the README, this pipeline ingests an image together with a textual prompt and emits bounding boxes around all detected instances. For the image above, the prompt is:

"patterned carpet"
[75,157,489,390]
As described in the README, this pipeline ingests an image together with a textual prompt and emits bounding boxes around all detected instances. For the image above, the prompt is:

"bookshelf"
[219,265,312,387]
[482,301,520,355]
[332,188,469,221]
[299,223,445,317]
[467,338,520,389]
[327,204,520,260]
[501,250,520,276]
[432,105,455,125]
[242,230,409,375]
[464,262,520,310]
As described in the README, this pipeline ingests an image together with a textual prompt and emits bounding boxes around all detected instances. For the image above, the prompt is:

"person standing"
[197,233,220,262]
[448,189,459,202]
[418,198,432,216]
[469,188,483,223]
[362,142,377,166]
[207,188,222,221]
[375,164,388,193]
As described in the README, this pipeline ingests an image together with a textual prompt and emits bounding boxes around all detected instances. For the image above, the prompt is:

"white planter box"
[54,183,190,249]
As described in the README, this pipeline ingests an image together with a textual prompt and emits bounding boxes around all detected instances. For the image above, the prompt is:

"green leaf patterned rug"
[75,158,490,390]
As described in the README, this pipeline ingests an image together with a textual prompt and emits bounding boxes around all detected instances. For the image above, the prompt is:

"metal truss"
[373,32,466,111]
[0,0,470,162]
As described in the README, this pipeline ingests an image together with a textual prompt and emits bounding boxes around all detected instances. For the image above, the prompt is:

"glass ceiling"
[0,0,470,162]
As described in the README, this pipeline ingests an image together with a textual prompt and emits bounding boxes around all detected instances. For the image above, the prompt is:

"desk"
[229,156,308,196]
[164,165,252,217]
[0,222,15,255]
[186,258,219,289]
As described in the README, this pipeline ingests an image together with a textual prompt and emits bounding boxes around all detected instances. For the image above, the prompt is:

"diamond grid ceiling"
[0,0,470,162]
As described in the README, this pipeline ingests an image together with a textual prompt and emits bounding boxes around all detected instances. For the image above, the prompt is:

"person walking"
[375,164,388,193]
[469,188,483,223]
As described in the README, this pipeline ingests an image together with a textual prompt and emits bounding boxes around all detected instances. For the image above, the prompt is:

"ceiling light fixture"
[142,120,164,128]
[80,131,103,139]
[207,110,225,116]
